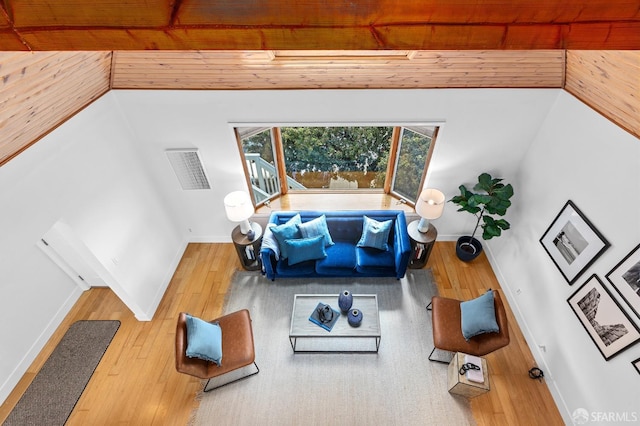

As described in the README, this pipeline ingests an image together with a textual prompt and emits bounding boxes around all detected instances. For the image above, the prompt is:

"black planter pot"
[455,236,483,262]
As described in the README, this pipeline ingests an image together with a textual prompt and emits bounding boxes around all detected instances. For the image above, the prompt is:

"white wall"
[0,93,185,403]
[112,88,559,240]
[487,91,640,423]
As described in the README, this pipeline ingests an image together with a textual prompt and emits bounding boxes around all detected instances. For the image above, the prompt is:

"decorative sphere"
[338,290,353,313]
[246,229,256,240]
[348,309,363,327]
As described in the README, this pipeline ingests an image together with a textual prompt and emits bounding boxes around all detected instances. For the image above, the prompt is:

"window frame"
[233,123,439,209]
[389,126,439,206]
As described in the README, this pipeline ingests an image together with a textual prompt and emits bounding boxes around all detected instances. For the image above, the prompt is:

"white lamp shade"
[415,188,445,220]
[224,191,254,225]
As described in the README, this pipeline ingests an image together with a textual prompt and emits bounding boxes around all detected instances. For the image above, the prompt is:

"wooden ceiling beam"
[0,0,639,50]
[0,23,637,51]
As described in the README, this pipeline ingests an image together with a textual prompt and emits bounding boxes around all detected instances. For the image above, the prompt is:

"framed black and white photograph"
[606,244,640,319]
[633,357,640,375]
[540,200,610,285]
[567,274,640,361]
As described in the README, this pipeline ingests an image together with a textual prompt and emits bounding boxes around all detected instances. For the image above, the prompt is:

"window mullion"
[272,127,288,195]
[384,126,402,194]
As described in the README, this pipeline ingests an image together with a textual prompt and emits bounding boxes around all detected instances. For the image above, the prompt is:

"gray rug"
[4,320,120,426]
[191,270,474,426]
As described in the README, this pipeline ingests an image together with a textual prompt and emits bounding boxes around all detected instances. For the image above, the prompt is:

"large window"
[235,124,437,206]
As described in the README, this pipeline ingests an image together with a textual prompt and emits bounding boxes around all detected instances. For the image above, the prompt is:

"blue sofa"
[260,210,412,281]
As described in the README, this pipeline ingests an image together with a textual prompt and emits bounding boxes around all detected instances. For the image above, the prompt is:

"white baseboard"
[0,286,82,405]
[187,234,231,243]
[138,239,190,321]
[483,242,572,425]
[138,235,230,320]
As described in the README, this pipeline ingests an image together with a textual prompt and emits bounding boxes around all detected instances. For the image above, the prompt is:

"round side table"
[407,220,437,269]
[231,222,263,271]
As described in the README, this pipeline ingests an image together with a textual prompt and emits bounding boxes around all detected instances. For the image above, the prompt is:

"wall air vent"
[165,149,211,190]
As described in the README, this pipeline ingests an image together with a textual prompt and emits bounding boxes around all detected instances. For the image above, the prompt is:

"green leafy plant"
[450,172,514,241]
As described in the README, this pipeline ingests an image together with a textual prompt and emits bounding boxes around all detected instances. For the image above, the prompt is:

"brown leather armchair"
[428,290,510,363]
[175,309,259,391]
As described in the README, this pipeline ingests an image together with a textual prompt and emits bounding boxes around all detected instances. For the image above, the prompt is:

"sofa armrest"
[260,248,277,280]
[392,213,412,278]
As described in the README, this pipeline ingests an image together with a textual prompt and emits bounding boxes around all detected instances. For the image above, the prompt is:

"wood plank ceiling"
[565,51,640,139]
[1,0,640,51]
[111,50,566,89]
[0,51,111,164]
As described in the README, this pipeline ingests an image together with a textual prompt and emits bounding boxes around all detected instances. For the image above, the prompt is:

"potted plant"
[450,172,514,261]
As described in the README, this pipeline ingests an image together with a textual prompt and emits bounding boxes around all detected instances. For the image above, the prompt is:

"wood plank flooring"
[0,240,563,425]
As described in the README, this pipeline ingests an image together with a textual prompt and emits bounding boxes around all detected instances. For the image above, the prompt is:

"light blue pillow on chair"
[460,290,499,341]
[271,214,302,259]
[284,235,327,265]
[298,215,334,247]
[185,314,223,365]
[357,215,393,251]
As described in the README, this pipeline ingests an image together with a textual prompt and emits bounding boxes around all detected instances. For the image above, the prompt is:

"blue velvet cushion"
[357,215,393,251]
[315,242,357,275]
[284,235,327,265]
[271,214,302,259]
[460,290,499,341]
[355,246,395,272]
[185,314,222,365]
[298,215,335,247]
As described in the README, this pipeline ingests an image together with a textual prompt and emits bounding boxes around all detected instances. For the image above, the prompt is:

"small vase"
[348,309,363,327]
[338,290,353,313]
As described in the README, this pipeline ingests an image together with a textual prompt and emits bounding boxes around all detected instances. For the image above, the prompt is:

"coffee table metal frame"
[289,294,381,353]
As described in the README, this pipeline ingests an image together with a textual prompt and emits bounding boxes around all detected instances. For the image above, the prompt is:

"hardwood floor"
[0,240,564,425]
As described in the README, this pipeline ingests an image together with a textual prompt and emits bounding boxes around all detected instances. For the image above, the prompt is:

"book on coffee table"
[309,302,340,331]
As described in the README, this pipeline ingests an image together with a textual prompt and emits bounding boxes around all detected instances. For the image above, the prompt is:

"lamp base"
[417,218,431,233]
[239,220,252,235]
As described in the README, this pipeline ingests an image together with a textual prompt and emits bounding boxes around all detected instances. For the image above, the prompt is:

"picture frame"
[633,357,640,375]
[606,244,640,320]
[540,200,610,285]
[567,274,640,361]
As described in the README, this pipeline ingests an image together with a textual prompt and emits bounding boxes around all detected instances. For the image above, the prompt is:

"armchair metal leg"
[428,347,453,364]
[427,300,455,363]
[203,362,260,392]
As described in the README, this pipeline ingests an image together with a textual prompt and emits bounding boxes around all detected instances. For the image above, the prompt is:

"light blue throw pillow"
[297,215,335,247]
[185,314,223,365]
[357,215,393,251]
[271,214,302,259]
[460,290,499,341]
[284,235,327,265]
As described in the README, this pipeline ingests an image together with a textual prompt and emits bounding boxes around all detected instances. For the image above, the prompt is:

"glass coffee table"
[289,294,381,353]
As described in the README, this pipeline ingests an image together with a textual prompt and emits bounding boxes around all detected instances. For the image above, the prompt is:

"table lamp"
[224,191,255,238]
[415,188,445,233]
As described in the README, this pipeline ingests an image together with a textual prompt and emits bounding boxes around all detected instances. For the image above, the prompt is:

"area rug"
[191,270,474,426]
[4,320,120,426]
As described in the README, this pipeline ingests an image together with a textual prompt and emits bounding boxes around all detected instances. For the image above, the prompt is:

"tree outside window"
[236,125,437,206]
